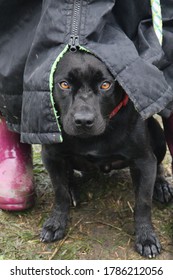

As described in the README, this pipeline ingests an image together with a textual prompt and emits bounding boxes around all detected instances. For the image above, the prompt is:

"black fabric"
[160,0,173,116]
[0,0,173,144]
[0,0,42,132]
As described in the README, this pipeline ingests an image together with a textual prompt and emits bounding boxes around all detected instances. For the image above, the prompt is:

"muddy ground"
[0,145,173,260]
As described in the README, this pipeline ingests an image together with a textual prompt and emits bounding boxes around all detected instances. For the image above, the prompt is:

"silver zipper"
[69,0,82,52]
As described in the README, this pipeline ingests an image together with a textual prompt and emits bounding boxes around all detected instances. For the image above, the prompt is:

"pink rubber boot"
[163,113,173,174]
[0,116,35,210]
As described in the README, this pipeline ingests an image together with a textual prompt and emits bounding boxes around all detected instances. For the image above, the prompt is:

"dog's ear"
[54,96,60,113]
[112,81,126,106]
[114,81,125,95]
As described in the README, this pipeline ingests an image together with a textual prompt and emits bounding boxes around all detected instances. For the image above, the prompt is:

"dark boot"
[163,113,173,174]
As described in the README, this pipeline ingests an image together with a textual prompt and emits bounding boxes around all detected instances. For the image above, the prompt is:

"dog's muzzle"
[74,111,94,129]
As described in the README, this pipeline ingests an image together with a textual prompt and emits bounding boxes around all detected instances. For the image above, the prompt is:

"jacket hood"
[21,0,173,144]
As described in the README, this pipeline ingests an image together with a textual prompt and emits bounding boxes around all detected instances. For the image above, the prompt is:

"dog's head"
[53,51,124,138]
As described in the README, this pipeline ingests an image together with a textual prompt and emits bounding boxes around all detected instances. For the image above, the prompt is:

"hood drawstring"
[150,0,163,45]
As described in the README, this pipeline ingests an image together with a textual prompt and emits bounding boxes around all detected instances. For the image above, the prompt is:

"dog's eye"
[100,81,111,90]
[59,81,71,90]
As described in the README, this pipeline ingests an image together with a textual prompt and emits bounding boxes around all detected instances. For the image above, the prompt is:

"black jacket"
[0,0,173,144]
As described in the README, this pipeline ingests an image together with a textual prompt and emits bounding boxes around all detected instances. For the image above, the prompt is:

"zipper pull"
[69,35,79,52]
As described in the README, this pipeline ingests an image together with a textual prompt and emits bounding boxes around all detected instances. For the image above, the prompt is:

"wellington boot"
[0,117,35,210]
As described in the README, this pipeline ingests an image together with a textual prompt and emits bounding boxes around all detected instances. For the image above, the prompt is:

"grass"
[0,145,173,260]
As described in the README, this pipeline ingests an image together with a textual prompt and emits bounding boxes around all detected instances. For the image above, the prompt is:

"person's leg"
[162,113,173,174]
[0,115,35,210]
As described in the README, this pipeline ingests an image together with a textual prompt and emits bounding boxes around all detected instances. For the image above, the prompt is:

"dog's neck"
[109,93,129,119]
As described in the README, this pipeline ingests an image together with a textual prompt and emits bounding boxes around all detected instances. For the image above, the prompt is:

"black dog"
[40,51,173,258]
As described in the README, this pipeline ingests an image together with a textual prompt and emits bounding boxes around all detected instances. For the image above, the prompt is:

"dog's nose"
[74,112,94,128]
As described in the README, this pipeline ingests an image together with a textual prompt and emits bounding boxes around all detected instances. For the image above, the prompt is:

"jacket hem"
[20,132,63,144]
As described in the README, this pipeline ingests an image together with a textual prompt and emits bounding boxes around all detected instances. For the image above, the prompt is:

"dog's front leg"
[40,146,71,243]
[130,152,161,258]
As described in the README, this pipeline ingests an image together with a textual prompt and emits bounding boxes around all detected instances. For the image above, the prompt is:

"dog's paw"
[153,177,173,203]
[135,227,161,258]
[40,218,66,243]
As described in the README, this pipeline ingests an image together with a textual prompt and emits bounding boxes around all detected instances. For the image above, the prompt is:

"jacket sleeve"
[0,0,42,131]
[115,0,173,117]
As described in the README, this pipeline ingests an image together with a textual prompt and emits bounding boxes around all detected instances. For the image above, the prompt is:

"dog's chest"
[61,135,129,172]
[70,152,128,172]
